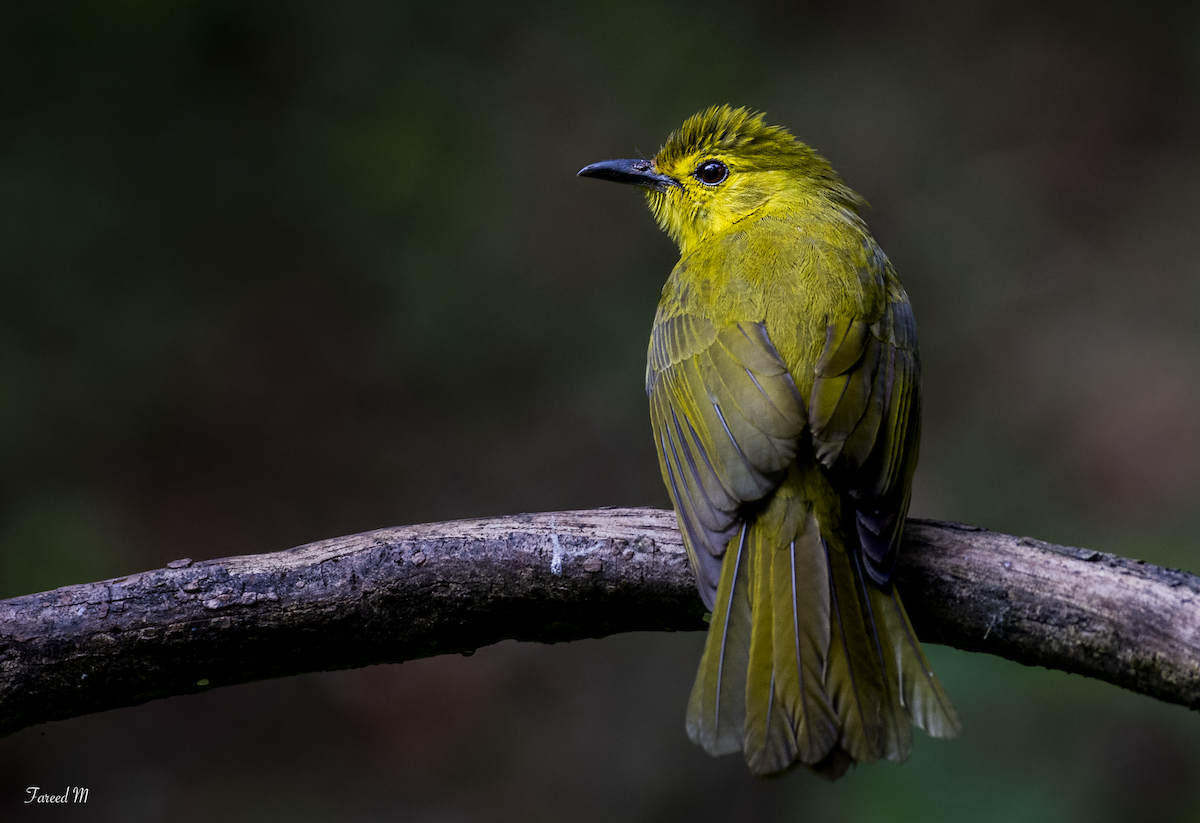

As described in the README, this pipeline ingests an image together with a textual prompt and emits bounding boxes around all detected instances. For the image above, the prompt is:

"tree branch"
[1,508,1197,737]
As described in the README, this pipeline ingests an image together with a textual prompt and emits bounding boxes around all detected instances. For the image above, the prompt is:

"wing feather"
[648,314,807,604]
[809,295,921,586]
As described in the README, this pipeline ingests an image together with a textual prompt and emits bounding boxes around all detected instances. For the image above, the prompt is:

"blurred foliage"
[2,0,1200,820]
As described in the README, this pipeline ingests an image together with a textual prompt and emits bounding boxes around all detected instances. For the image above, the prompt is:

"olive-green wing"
[808,286,961,750]
[647,312,807,609]
[808,293,920,585]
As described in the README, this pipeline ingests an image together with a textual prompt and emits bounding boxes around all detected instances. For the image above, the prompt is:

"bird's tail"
[685,479,960,779]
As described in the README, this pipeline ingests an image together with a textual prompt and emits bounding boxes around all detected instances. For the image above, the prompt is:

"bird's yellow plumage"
[579,106,960,778]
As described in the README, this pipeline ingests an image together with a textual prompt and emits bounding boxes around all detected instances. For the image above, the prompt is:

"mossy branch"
[1,507,1198,737]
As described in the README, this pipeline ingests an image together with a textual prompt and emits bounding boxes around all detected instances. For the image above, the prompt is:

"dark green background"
[3,1,1200,820]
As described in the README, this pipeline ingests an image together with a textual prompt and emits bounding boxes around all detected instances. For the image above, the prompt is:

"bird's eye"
[695,160,728,186]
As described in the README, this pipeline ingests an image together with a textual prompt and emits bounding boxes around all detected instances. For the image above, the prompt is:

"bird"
[577,106,960,779]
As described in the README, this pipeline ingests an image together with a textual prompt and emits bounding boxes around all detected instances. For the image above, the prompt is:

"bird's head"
[579,106,862,256]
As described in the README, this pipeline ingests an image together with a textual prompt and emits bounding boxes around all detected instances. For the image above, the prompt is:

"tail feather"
[687,524,753,755]
[822,529,905,764]
[848,539,913,762]
[743,517,800,774]
[873,585,962,739]
[686,475,959,778]
[767,513,838,769]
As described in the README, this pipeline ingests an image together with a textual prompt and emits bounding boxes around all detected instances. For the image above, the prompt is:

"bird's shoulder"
[651,207,896,384]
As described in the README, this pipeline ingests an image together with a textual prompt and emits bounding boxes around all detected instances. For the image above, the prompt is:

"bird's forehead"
[653,146,709,174]
[657,133,747,171]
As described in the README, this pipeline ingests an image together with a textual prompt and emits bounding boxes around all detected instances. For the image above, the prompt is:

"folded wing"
[809,296,921,585]
[647,313,807,608]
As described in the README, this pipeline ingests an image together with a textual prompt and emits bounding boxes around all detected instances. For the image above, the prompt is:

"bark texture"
[1,508,1197,736]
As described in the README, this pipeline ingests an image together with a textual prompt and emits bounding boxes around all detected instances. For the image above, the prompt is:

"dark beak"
[577,158,678,192]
